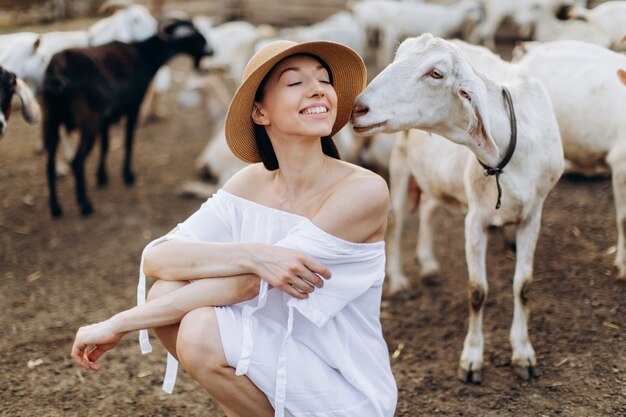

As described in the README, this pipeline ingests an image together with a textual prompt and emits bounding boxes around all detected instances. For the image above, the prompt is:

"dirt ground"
[1,16,626,417]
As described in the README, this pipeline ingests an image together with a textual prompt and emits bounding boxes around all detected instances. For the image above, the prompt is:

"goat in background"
[0,66,40,138]
[42,18,213,217]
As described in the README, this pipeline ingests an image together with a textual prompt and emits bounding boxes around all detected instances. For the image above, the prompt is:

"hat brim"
[225,41,367,164]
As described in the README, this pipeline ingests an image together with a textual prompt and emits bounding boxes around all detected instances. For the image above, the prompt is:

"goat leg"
[97,125,109,187]
[44,115,63,217]
[72,129,98,216]
[123,112,138,185]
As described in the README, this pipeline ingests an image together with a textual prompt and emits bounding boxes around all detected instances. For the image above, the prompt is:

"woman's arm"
[144,239,258,280]
[144,240,330,297]
[71,274,258,371]
[73,244,333,371]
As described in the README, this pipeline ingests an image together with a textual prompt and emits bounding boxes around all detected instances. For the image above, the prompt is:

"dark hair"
[253,53,341,171]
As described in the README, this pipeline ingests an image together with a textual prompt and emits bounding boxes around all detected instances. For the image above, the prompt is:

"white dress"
[137,190,397,417]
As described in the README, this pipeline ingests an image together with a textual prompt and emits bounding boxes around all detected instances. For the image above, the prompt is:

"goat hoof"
[457,365,482,384]
[513,364,539,381]
[51,204,63,218]
[81,204,94,216]
[97,172,108,187]
[421,273,441,287]
[124,172,135,185]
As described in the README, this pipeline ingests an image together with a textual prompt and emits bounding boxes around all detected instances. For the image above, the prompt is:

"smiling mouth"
[352,121,387,134]
[300,106,328,115]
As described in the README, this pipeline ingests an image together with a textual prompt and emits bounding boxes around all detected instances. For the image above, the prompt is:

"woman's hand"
[71,318,127,371]
[247,244,331,299]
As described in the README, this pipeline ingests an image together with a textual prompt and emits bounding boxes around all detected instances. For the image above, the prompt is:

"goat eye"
[429,69,443,79]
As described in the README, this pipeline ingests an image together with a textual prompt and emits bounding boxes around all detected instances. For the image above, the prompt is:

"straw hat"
[225,40,367,163]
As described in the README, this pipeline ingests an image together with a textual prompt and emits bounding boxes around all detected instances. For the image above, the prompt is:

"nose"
[311,82,325,97]
[352,101,369,117]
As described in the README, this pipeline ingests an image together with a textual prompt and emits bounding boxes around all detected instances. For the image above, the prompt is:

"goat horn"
[98,0,132,15]
[158,13,192,37]
[158,10,191,22]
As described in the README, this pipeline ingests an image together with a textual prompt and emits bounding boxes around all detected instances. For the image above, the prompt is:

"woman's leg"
[146,276,260,359]
[146,279,273,416]
[146,280,186,359]
[177,307,275,417]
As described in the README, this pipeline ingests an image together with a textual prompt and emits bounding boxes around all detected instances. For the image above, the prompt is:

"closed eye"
[287,82,302,86]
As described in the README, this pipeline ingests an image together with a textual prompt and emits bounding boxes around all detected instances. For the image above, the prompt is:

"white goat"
[566,1,626,51]
[515,3,612,48]
[470,0,587,50]
[517,40,626,279]
[0,3,157,94]
[88,2,156,45]
[351,34,564,383]
[349,0,425,48]
[277,11,367,57]
[175,19,275,124]
[377,0,482,69]
[197,19,276,84]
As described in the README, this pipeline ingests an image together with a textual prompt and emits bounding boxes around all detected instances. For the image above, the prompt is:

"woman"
[71,40,397,417]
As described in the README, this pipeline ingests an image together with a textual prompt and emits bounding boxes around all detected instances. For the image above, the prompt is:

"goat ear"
[170,24,196,39]
[458,82,499,164]
[618,69,626,87]
[15,78,41,124]
[98,0,129,16]
[31,36,41,53]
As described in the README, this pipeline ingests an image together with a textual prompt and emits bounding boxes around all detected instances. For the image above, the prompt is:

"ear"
[457,79,499,164]
[98,0,129,15]
[15,78,41,124]
[157,18,188,39]
[251,103,269,126]
[618,69,626,87]
[170,24,196,39]
[31,36,41,53]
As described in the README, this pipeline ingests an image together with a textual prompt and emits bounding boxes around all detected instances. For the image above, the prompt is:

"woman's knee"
[146,279,186,302]
[176,307,228,372]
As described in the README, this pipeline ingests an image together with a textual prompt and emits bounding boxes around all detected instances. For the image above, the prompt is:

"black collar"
[477,86,517,210]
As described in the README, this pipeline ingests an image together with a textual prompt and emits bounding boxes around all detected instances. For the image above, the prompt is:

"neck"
[137,36,181,71]
[270,133,330,206]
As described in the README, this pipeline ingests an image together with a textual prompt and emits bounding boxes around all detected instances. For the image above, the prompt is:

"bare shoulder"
[313,162,389,243]
[221,163,270,199]
[332,163,389,211]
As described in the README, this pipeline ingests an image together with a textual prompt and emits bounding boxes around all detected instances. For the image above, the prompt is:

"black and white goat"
[42,19,213,217]
[0,66,40,137]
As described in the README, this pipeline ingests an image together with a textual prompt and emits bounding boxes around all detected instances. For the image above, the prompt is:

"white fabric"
[137,190,397,416]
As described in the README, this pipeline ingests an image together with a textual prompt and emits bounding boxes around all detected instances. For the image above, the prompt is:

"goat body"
[517,40,626,278]
[567,1,626,51]
[377,0,482,69]
[515,4,611,47]
[470,0,587,50]
[351,34,564,382]
[42,20,212,217]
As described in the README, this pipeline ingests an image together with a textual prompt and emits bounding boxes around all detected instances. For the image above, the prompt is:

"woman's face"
[253,54,338,140]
